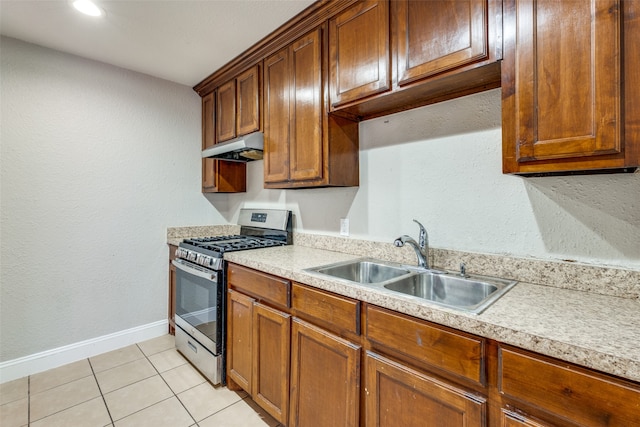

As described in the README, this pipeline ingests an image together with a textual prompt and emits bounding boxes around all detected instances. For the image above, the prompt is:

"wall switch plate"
[340,218,349,236]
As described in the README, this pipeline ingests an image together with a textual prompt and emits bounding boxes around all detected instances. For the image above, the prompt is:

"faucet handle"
[412,219,427,248]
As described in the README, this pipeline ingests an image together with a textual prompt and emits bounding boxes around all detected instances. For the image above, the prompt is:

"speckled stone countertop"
[223,245,640,383]
[166,225,240,247]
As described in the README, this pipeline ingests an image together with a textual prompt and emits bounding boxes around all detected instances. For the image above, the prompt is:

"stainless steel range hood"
[202,132,263,162]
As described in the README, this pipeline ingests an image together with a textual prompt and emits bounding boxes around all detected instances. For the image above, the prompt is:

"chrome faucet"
[394,219,429,269]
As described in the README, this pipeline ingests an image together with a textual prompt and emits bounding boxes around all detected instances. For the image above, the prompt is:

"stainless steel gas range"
[171,208,292,385]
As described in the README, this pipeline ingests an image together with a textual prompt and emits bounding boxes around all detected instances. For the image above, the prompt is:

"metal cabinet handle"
[172,259,218,282]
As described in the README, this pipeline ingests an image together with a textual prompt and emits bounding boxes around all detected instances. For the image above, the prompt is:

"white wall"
[0,37,222,363]
[210,89,640,270]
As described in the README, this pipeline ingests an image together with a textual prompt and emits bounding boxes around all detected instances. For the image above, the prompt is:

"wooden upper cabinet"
[329,0,390,109]
[216,65,261,143]
[216,80,236,142]
[236,66,261,136]
[502,0,640,174]
[202,92,217,191]
[289,30,324,182]
[265,29,323,185]
[327,0,501,120]
[201,91,246,193]
[264,47,292,184]
[264,26,359,188]
[395,0,489,86]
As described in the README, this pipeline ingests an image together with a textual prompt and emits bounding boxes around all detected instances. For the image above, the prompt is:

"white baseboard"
[0,320,169,384]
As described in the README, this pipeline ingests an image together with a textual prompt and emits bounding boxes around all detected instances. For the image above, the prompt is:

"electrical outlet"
[340,218,350,236]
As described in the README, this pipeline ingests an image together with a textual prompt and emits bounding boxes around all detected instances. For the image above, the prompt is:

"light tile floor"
[0,335,281,427]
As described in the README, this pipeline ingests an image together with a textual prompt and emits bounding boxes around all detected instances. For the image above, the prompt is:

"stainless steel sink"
[306,259,412,284]
[305,258,517,314]
[383,272,516,314]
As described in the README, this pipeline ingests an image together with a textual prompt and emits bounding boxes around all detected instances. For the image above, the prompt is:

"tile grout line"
[25,367,100,425]
[88,357,115,426]
[137,343,198,426]
[138,342,251,425]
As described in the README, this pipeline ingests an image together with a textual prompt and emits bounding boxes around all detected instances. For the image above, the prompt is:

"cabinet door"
[227,290,254,393]
[504,0,622,169]
[201,92,217,191]
[329,0,390,108]
[202,91,246,193]
[236,65,260,136]
[289,28,324,182]
[217,79,237,142]
[289,318,360,427]
[395,0,489,86]
[252,303,290,424]
[365,352,486,427]
[264,48,291,183]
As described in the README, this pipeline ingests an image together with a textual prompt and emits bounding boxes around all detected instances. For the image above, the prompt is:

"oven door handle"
[172,259,218,282]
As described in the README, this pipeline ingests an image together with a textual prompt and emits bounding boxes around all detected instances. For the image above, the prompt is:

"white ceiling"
[0,0,316,87]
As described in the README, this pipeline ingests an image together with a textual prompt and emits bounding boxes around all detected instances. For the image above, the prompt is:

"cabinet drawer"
[292,283,360,336]
[227,263,290,309]
[499,346,640,426]
[365,305,485,386]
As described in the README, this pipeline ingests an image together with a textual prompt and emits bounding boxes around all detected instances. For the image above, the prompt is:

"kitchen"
[1,0,639,426]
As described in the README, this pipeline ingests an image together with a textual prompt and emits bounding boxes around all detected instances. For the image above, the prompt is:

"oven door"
[172,258,223,355]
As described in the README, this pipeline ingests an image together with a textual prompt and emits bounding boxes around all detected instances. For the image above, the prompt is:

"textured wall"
[0,37,222,362]
[211,89,640,270]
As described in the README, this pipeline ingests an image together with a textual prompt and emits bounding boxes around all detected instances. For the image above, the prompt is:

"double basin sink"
[305,259,517,314]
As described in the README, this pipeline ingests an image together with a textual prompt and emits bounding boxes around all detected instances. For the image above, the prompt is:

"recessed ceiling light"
[72,0,104,17]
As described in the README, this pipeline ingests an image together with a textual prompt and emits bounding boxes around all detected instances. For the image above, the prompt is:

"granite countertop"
[223,245,640,383]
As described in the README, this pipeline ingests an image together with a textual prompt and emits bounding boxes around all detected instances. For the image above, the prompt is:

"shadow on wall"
[524,173,640,263]
[203,161,360,233]
[360,88,502,150]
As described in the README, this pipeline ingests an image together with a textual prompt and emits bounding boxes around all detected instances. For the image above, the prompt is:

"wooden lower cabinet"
[227,290,254,392]
[289,318,360,427]
[252,303,291,424]
[226,290,290,425]
[225,265,640,427]
[168,245,177,335]
[365,351,486,427]
[498,345,640,427]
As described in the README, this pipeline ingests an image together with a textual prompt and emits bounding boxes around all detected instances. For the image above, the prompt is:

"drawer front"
[292,283,360,336]
[499,346,640,427]
[365,305,485,386]
[227,263,290,309]
[365,351,486,426]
